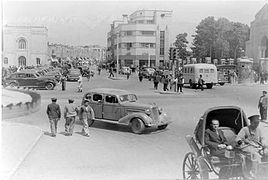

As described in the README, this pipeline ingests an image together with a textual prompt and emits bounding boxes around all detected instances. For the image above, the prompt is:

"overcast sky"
[3,0,267,46]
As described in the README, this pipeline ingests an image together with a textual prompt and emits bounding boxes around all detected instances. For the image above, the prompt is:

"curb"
[3,123,44,180]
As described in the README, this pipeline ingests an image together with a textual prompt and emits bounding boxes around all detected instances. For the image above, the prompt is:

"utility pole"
[116,33,119,77]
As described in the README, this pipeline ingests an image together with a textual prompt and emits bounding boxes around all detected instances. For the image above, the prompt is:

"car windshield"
[119,94,138,102]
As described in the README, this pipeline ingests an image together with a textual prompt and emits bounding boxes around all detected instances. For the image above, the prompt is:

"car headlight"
[145,109,151,115]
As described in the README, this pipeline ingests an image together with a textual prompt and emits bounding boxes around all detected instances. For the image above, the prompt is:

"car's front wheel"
[131,118,145,134]
[45,82,55,90]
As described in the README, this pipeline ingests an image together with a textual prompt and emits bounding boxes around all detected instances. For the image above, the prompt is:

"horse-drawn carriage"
[183,106,268,179]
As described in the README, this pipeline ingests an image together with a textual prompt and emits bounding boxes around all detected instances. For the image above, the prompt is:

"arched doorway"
[18,56,26,66]
[260,36,268,58]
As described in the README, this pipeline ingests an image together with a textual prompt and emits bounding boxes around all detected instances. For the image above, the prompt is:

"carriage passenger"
[204,119,228,157]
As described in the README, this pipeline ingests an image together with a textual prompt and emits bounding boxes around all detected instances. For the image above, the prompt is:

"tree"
[191,16,250,61]
[173,33,190,60]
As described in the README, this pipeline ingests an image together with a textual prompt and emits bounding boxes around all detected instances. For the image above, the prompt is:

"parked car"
[66,69,81,81]
[20,68,61,82]
[81,88,170,134]
[140,67,155,78]
[119,66,131,75]
[3,71,57,90]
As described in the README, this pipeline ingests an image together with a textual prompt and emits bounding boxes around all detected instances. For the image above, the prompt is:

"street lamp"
[116,33,119,77]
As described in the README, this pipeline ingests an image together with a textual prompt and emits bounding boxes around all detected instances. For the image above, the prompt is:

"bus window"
[204,69,209,73]
[210,69,215,73]
[199,69,203,73]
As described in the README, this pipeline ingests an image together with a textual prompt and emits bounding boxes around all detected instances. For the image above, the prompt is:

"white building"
[107,10,172,68]
[3,25,49,67]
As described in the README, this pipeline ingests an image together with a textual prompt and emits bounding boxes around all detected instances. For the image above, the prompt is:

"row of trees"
[174,16,250,61]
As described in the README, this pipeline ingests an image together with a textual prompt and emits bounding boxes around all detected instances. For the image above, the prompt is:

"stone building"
[3,25,49,67]
[107,10,172,68]
[246,3,268,72]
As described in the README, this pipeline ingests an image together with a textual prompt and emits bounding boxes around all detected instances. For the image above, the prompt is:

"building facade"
[107,10,172,68]
[246,4,268,72]
[3,25,49,67]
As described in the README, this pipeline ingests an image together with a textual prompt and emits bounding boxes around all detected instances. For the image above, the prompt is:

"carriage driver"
[204,119,228,157]
[235,115,267,179]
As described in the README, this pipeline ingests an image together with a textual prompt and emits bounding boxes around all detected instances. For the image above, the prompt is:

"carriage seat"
[218,127,237,146]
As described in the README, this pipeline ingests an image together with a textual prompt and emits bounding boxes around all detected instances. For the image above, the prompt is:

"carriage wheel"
[183,152,201,179]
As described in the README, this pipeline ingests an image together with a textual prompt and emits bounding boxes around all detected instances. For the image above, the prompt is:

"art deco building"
[107,10,172,68]
[246,4,268,72]
[3,25,49,67]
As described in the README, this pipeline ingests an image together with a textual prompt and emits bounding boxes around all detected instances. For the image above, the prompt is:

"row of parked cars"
[3,67,62,90]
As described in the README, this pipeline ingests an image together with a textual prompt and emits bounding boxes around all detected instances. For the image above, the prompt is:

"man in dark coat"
[46,98,61,137]
[204,119,228,156]
[258,90,268,121]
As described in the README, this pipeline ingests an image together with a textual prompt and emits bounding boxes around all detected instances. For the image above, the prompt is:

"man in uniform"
[236,115,267,179]
[64,99,77,136]
[79,99,94,137]
[46,98,61,137]
[258,91,268,121]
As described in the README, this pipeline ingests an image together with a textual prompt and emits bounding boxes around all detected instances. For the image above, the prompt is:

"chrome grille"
[151,107,159,123]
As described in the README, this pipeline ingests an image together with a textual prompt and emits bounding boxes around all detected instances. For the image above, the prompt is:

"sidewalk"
[1,122,43,180]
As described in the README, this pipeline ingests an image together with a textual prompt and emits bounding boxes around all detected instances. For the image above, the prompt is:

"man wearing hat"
[258,90,268,121]
[79,99,94,137]
[46,98,61,137]
[64,99,78,136]
[235,115,267,179]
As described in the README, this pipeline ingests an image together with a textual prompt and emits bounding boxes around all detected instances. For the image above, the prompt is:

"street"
[6,68,268,180]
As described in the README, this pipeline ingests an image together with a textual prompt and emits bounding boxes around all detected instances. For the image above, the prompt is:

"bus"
[182,63,218,89]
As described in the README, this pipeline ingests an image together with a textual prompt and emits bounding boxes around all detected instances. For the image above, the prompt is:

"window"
[17,74,26,78]
[126,43,132,50]
[204,69,209,73]
[190,68,193,73]
[4,57,8,64]
[141,31,155,36]
[18,39,27,49]
[26,74,35,78]
[160,31,165,55]
[199,69,204,73]
[126,31,133,36]
[93,94,102,102]
[18,56,26,66]
[105,95,118,103]
[210,69,215,73]
[36,58,41,65]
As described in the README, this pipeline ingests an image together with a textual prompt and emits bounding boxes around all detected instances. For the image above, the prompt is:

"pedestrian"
[258,90,268,121]
[197,74,204,91]
[177,74,184,93]
[98,66,101,75]
[109,67,114,78]
[78,74,83,92]
[64,99,77,136]
[126,69,130,80]
[138,71,143,82]
[79,99,94,137]
[61,76,66,91]
[163,75,169,91]
[46,98,61,137]
[86,70,91,81]
[153,73,159,90]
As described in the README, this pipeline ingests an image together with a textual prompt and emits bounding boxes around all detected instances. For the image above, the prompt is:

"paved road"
[6,70,268,180]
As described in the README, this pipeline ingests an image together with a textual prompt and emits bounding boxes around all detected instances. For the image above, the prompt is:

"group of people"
[204,91,268,179]
[46,98,94,137]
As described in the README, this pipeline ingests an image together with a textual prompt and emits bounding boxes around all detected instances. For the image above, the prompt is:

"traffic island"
[108,76,126,80]
[2,87,41,119]
[1,122,43,180]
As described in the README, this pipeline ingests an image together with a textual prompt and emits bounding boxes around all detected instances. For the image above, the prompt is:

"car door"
[103,95,121,121]
[90,93,103,119]
[25,73,39,87]
[16,73,28,86]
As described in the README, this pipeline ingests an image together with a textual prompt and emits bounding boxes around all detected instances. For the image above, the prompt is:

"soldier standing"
[61,76,66,91]
[46,98,61,137]
[258,91,268,121]
[64,99,77,136]
[80,99,94,137]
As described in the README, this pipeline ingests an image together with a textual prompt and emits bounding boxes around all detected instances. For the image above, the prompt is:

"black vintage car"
[3,71,57,90]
